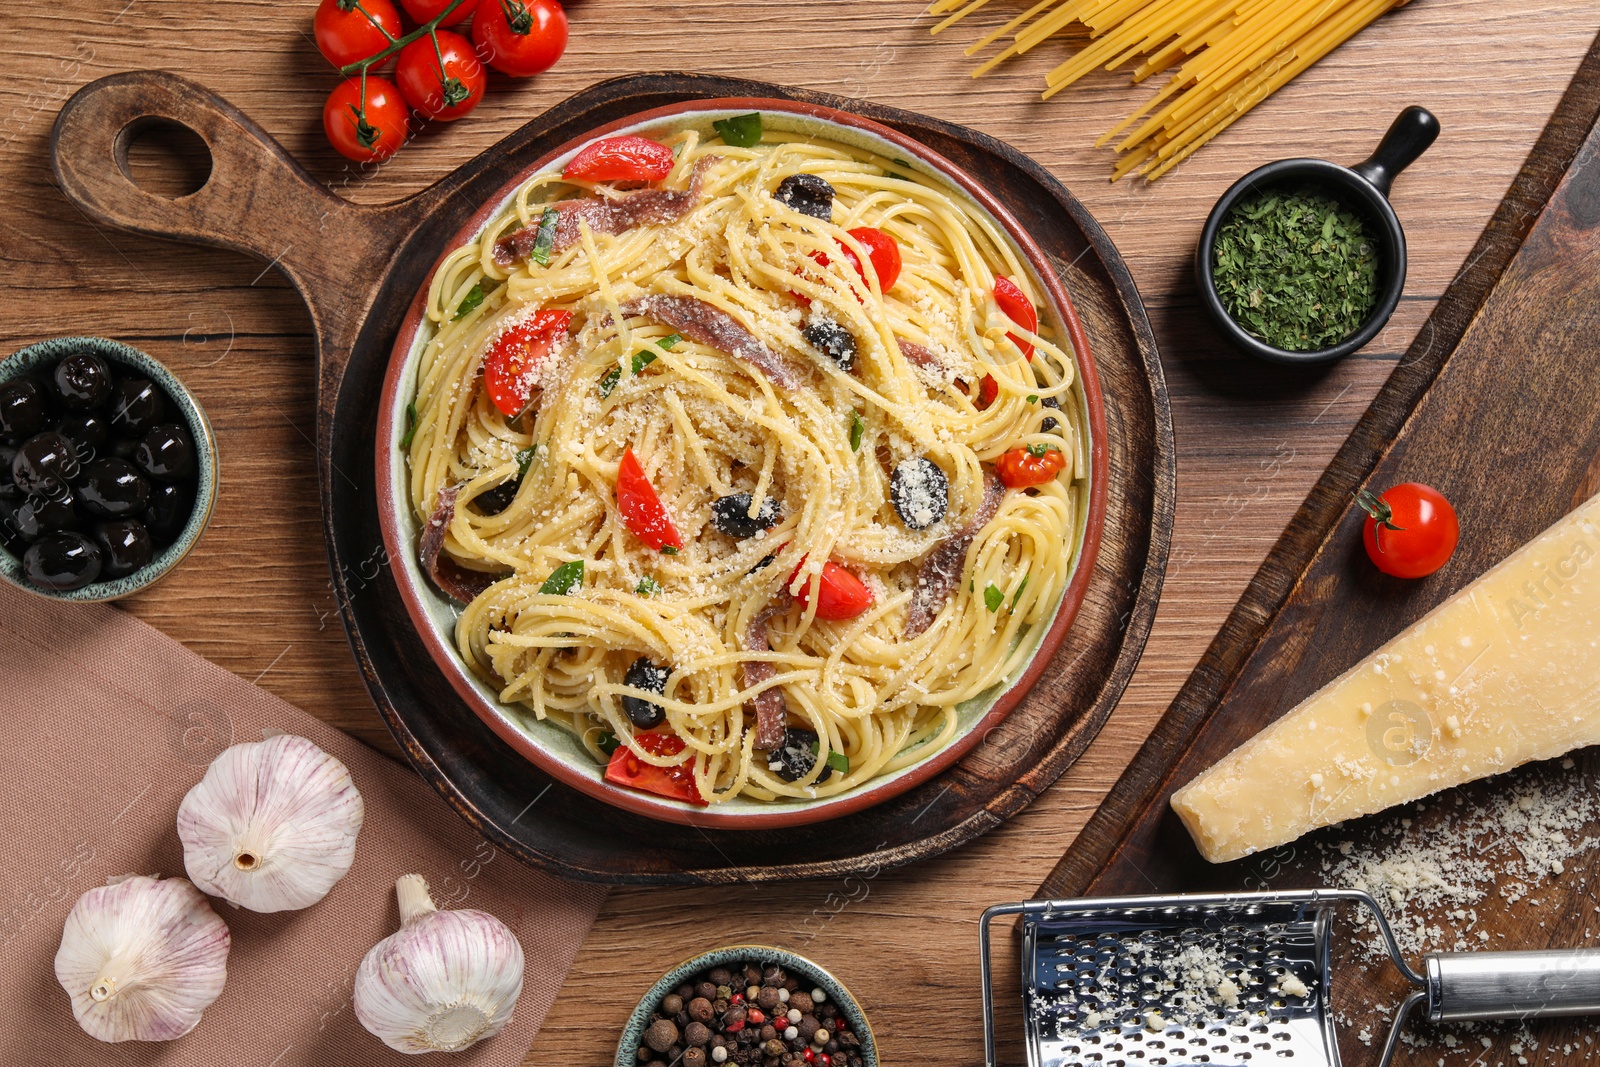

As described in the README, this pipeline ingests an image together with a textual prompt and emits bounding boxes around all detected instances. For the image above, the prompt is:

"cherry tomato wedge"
[565,136,676,183]
[399,0,474,27]
[482,309,571,415]
[974,374,999,411]
[996,445,1066,488]
[395,30,486,121]
[616,446,684,551]
[841,228,902,292]
[604,731,706,806]
[473,0,568,78]
[322,76,410,163]
[993,275,1038,360]
[314,0,402,69]
[1358,482,1459,578]
[790,559,874,620]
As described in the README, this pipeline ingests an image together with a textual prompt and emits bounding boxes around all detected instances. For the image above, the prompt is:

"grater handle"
[1426,950,1600,1021]
[979,902,1035,1067]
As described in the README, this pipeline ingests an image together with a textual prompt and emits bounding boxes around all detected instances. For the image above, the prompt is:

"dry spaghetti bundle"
[927,0,1412,181]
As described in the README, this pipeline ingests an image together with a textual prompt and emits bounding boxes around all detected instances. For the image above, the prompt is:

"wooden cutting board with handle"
[1028,28,1600,1067]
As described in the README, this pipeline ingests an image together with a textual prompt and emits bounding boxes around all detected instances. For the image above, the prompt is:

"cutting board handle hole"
[115,118,212,200]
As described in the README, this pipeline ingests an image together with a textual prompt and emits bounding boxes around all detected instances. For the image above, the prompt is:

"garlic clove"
[353,874,525,1054]
[54,875,231,1043]
[177,733,365,913]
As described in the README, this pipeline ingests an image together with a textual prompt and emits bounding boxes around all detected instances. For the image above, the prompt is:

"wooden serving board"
[51,72,1174,885]
[1028,30,1600,1067]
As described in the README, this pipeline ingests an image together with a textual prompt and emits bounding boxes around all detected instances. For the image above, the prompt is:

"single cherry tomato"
[399,0,474,27]
[996,444,1066,488]
[482,309,571,415]
[314,0,403,69]
[396,30,487,120]
[842,227,902,292]
[1358,483,1459,578]
[604,731,706,806]
[616,446,683,551]
[790,559,874,620]
[993,275,1038,360]
[974,373,998,411]
[322,76,410,162]
[473,0,567,77]
[565,136,676,183]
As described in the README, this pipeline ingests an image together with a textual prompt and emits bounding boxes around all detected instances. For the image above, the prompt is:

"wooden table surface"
[4,1,1596,1063]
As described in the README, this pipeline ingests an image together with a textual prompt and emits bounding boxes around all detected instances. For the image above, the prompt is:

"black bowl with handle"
[1196,106,1440,365]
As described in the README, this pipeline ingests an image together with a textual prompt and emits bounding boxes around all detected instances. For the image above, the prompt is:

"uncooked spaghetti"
[403,115,1090,805]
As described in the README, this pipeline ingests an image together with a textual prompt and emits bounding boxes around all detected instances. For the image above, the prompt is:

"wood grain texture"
[1035,29,1600,1067]
[0,0,1595,1063]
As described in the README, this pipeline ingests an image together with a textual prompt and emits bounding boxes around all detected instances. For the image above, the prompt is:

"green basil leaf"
[599,365,622,398]
[596,730,620,756]
[515,446,537,479]
[635,576,662,597]
[539,559,584,595]
[661,546,679,556]
[984,583,1004,612]
[825,750,850,773]
[453,282,486,320]
[849,411,864,453]
[1010,574,1029,610]
[530,207,559,266]
[713,112,763,148]
[631,351,657,376]
[658,333,682,351]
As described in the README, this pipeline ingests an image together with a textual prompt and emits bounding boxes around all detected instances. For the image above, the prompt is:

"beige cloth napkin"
[0,582,606,1066]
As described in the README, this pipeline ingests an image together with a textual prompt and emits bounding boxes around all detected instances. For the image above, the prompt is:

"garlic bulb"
[353,874,525,1054]
[177,733,365,912]
[54,875,230,1042]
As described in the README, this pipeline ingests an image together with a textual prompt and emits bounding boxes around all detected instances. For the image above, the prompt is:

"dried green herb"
[984,583,1004,612]
[849,411,865,452]
[530,207,559,266]
[399,402,417,449]
[1211,186,1379,352]
[635,576,662,597]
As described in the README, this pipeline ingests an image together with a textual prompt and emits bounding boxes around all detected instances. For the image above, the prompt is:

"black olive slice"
[774,174,835,221]
[622,656,670,729]
[711,492,781,539]
[802,321,857,372]
[890,457,950,530]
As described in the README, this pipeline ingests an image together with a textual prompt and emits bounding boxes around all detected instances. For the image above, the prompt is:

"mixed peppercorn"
[634,959,866,1067]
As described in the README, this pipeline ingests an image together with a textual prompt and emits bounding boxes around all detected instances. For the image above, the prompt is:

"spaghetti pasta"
[403,117,1090,805]
[928,0,1412,181]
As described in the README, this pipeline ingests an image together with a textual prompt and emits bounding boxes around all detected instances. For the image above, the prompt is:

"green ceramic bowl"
[0,337,217,602]
[616,944,877,1067]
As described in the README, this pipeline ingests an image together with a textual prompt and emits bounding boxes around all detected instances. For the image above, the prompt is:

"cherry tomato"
[841,227,902,292]
[473,0,567,77]
[604,731,706,806]
[996,444,1066,488]
[396,30,486,120]
[322,76,410,162]
[314,0,403,68]
[974,374,998,411]
[399,0,475,27]
[616,446,683,552]
[1358,483,1459,578]
[482,309,571,415]
[790,559,874,620]
[565,136,676,183]
[993,275,1038,360]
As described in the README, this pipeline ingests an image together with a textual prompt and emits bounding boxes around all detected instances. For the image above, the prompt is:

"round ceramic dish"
[615,945,877,1067]
[1195,106,1439,365]
[376,98,1108,828]
[0,336,217,602]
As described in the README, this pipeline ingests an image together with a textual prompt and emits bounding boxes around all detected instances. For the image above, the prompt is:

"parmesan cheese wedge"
[1172,491,1600,863]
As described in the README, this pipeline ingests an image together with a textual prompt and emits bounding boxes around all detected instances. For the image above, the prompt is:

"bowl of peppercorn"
[0,336,216,601]
[1196,106,1439,364]
[617,946,876,1067]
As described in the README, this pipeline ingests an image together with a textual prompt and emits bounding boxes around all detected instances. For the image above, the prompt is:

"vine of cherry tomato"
[312,0,570,162]
[1357,483,1459,578]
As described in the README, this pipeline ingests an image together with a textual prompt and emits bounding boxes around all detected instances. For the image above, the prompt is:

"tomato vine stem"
[339,0,474,76]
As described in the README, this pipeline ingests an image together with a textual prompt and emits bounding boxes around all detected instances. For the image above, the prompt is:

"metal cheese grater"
[980,889,1600,1067]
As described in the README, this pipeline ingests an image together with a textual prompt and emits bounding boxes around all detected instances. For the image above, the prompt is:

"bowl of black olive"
[0,337,216,600]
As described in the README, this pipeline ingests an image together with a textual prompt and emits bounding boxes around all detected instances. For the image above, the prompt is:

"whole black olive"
[2,491,81,542]
[56,411,110,460]
[766,727,834,783]
[94,519,155,578]
[890,457,950,530]
[142,481,193,541]
[0,377,49,440]
[51,352,113,411]
[23,530,102,591]
[133,423,195,481]
[774,174,835,221]
[711,492,781,539]
[109,435,139,461]
[1040,394,1061,433]
[803,321,857,372]
[77,458,151,519]
[622,656,670,729]
[0,444,16,497]
[11,431,80,495]
[109,377,165,435]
